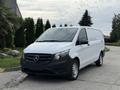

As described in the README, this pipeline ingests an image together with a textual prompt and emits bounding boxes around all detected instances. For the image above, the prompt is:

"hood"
[24,42,73,54]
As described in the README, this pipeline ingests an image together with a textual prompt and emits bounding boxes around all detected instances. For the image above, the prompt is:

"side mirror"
[80,40,88,45]
[76,40,80,45]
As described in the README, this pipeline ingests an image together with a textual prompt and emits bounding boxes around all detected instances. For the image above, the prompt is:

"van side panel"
[86,28,105,62]
[70,28,105,69]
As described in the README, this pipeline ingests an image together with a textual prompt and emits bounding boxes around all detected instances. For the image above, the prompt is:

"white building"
[1,0,22,17]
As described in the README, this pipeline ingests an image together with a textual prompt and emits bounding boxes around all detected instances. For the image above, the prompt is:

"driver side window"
[78,28,88,43]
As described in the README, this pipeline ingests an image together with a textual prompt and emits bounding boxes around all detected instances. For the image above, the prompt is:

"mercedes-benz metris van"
[21,27,105,80]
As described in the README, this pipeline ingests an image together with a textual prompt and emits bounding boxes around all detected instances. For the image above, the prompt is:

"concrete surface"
[0,71,26,90]
[3,46,120,90]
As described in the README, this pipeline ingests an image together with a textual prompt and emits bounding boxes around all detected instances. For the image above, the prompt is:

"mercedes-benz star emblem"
[34,55,39,62]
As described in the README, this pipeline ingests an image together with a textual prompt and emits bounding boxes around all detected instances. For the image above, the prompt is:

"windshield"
[36,28,78,42]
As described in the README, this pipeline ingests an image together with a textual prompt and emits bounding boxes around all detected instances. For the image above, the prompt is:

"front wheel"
[95,54,103,66]
[67,60,79,80]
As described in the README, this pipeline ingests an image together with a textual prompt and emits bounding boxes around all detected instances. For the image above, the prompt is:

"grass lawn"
[0,48,23,69]
[0,57,20,69]
[106,40,120,47]
[106,43,120,46]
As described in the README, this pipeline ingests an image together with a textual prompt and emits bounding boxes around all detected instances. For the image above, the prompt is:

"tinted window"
[36,28,78,42]
[78,29,88,42]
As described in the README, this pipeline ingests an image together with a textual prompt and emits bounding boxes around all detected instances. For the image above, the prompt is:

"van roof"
[52,26,103,34]
[52,26,99,30]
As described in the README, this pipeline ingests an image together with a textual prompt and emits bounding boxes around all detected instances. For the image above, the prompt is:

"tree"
[64,24,68,27]
[110,14,120,42]
[52,24,56,28]
[60,24,62,27]
[5,30,13,48]
[78,10,93,26]
[0,5,20,48]
[14,18,25,47]
[24,18,35,46]
[35,18,44,38]
[0,9,8,48]
[45,20,51,30]
[70,24,73,27]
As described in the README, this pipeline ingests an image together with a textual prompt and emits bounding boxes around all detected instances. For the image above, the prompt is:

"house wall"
[1,0,22,17]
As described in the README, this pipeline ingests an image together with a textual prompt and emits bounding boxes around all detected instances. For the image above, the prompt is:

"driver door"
[76,28,91,68]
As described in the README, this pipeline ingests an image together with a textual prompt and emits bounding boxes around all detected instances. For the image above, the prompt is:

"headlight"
[54,54,60,60]
[54,50,70,60]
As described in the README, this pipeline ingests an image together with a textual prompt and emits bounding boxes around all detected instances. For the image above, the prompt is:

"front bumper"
[21,54,73,76]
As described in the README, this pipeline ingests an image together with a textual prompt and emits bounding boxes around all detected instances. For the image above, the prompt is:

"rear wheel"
[67,60,79,80]
[96,53,103,66]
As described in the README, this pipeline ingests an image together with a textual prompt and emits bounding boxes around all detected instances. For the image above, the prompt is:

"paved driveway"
[4,46,120,90]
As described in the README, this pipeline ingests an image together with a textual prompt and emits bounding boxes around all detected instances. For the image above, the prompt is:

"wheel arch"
[74,57,80,68]
[100,50,105,57]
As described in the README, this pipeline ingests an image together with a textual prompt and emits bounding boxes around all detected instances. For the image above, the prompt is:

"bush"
[24,18,35,46]
[0,48,12,52]
[45,20,51,30]
[14,18,25,47]
[35,18,44,38]
[106,40,120,46]
[110,14,120,42]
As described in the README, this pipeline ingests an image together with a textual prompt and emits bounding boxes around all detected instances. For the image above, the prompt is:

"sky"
[17,0,120,36]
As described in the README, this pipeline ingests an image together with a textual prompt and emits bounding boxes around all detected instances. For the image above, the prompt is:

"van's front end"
[21,49,72,76]
[21,28,78,78]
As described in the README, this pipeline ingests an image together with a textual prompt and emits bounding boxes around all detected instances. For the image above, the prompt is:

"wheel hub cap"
[100,56,103,65]
[72,63,78,78]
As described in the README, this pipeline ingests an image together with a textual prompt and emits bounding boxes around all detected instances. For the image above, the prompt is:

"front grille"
[24,53,54,62]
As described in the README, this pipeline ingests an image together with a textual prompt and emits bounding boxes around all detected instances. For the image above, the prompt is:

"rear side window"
[86,28,103,41]
[78,28,88,42]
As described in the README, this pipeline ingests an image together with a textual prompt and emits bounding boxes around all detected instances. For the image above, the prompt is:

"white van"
[21,27,105,80]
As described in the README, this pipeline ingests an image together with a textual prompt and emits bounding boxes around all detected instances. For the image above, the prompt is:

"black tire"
[96,53,103,66]
[67,60,79,80]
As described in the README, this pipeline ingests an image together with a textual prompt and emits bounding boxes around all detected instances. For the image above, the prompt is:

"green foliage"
[0,35,6,49]
[5,30,14,48]
[0,57,20,69]
[14,18,25,47]
[52,24,56,28]
[60,24,62,27]
[0,48,12,52]
[79,10,93,26]
[110,14,120,42]
[0,5,21,48]
[45,20,51,30]
[35,18,44,38]
[106,40,120,46]
[64,24,68,27]
[24,17,35,46]
[0,48,23,69]
[0,7,12,48]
